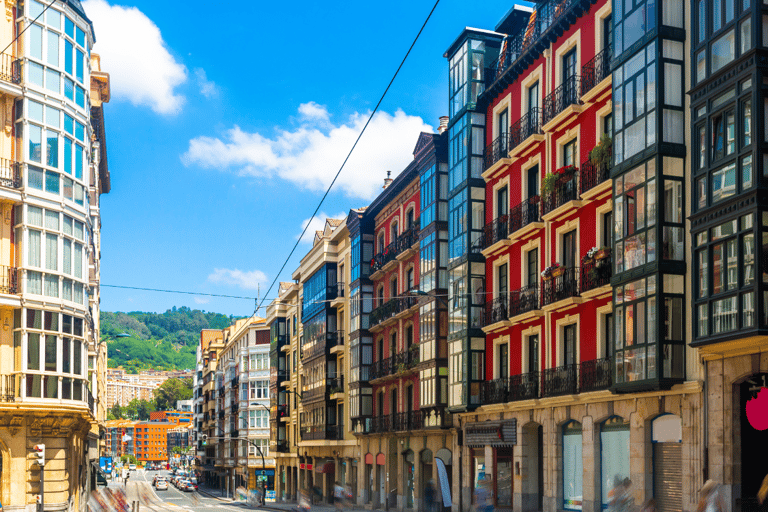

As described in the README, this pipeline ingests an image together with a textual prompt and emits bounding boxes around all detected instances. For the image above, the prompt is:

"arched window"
[562,421,583,511]
[391,221,399,241]
[600,416,630,509]
[378,232,385,253]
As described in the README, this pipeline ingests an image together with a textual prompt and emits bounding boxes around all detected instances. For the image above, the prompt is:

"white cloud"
[182,106,434,200]
[298,101,330,122]
[194,68,218,98]
[207,268,267,291]
[193,296,210,305]
[83,0,187,114]
[298,211,346,243]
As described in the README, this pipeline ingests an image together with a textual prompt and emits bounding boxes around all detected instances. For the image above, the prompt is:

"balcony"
[508,197,542,239]
[542,75,582,129]
[579,358,613,393]
[541,267,580,309]
[482,132,514,177]
[0,53,21,86]
[369,408,449,434]
[479,215,511,253]
[330,282,345,308]
[369,355,393,381]
[393,410,423,431]
[0,159,21,190]
[218,410,224,419]
[508,108,543,156]
[230,429,239,439]
[479,372,540,405]
[579,158,611,198]
[508,284,541,320]
[300,425,343,441]
[541,364,578,397]
[482,296,509,328]
[370,223,420,275]
[370,348,419,381]
[275,441,289,453]
[369,414,391,433]
[369,295,419,328]
[0,265,19,295]
[581,45,612,100]
[541,168,580,219]
[231,376,239,388]
[230,401,239,413]
[328,376,344,396]
[330,330,345,355]
[580,256,612,295]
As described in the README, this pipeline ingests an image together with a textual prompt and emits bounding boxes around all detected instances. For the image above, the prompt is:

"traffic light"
[35,495,41,504]
[32,444,45,466]
[201,434,207,446]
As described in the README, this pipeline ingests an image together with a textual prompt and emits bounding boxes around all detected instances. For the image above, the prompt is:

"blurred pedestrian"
[640,498,656,512]
[334,481,345,511]
[759,473,768,510]
[474,476,493,512]
[424,480,437,512]
[299,488,312,512]
[696,480,725,512]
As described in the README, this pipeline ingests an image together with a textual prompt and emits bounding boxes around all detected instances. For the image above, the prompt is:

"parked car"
[129,464,137,471]
[156,478,168,491]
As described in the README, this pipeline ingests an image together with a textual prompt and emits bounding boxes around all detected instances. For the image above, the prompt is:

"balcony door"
[562,230,577,269]
[497,185,508,219]
[527,248,538,286]
[528,81,539,113]
[563,324,577,367]
[391,389,398,417]
[563,48,577,103]
[527,165,539,199]
[527,334,539,373]
[499,343,509,379]
[498,109,509,151]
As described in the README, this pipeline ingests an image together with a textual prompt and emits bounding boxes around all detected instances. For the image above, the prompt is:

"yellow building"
[0,0,111,509]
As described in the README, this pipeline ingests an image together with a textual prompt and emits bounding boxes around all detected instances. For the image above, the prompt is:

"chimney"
[383,171,393,189]
[437,116,449,134]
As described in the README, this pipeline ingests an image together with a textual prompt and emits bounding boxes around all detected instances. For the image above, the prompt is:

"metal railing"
[541,267,580,306]
[580,257,612,292]
[230,401,239,412]
[326,284,339,301]
[0,159,21,190]
[543,75,581,126]
[86,386,94,412]
[369,295,419,327]
[579,159,611,194]
[483,132,510,171]
[508,196,541,233]
[579,358,613,393]
[0,266,19,295]
[581,46,612,96]
[509,108,543,149]
[231,376,239,388]
[480,378,509,404]
[487,0,580,84]
[300,426,342,441]
[542,169,579,215]
[370,223,420,273]
[369,415,391,433]
[480,215,510,250]
[541,364,578,397]
[335,282,345,299]
[369,355,393,381]
[328,376,344,394]
[509,283,540,318]
[393,410,423,431]
[0,54,21,84]
[509,371,540,401]
[483,296,509,326]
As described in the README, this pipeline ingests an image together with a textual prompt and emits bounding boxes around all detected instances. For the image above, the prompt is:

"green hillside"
[101,306,238,373]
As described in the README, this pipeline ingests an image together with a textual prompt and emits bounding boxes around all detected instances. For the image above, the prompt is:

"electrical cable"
[254,0,442,315]
[1,0,58,56]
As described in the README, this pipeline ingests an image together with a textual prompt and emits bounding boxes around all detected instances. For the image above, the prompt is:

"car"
[185,480,198,491]
[181,480,196,492]
[156,478,168,491]
[129,464,137,471]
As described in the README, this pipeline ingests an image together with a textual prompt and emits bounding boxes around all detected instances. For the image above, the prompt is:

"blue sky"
[87,0,529,317]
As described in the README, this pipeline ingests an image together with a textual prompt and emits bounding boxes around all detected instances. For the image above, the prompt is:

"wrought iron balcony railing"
[541,267,580,306]
[393,410,423,431]
[509,108,543,150]
[483,296,509,326]
[579,358,613,393]
[543,75,581,126]
[275,441,289,453]
[231,376,239,388]
[369,355,393,381]
[370,223,420,273]
[483,132,510,171]
[541,364,578,397]
[369,295,419,327]
[0,265,19,295]
[542,169,579,215]
[300,426,342,441]
[218,410,225,419]
[509,371,540,401]
[581,45,612,95]
[509,284,540,318]
[480,377,509,404]
[580,257,612,293]
[509,196,541,233]
[579,158,611,194]
[0,159,21,190]
[0,53,21,84]
[480,215,510,250]
[486,0,579,85]
[369,414,391,433]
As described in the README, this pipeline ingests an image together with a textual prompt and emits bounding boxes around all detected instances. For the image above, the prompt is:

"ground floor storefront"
[275,441,358,504]
[455,383,703,512]
[358,430,454,512]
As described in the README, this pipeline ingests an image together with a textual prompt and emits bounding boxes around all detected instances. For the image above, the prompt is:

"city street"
[109,469,247,512]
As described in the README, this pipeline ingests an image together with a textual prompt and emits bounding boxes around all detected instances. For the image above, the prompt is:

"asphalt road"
[106,468,245,512]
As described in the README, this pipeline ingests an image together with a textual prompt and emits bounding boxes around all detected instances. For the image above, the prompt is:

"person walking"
[424,480,436,512]
[334,481,345,511]
[696,480,725,512]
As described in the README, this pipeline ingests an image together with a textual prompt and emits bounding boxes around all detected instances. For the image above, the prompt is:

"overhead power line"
[254,0,442,314]
[1,0,57,56]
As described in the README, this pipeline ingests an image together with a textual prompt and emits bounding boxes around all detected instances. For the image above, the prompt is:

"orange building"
[134,421,177,463]
[149,410,193,424]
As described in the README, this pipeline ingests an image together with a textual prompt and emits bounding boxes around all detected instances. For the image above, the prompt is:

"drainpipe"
[703,359,708,483]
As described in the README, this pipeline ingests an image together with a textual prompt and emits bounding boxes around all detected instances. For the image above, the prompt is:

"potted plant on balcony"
[583,246,600,264]
[541,263,563,281]
[595,246,611,260]
[589,134,612,167]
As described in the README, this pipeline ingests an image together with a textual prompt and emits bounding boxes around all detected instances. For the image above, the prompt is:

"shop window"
[563,421,583,510]
[472,448,486,502]
[600,417,630,510]
[496,448,513,507]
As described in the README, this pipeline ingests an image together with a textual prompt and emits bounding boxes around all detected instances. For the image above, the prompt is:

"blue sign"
[99,457,112,472]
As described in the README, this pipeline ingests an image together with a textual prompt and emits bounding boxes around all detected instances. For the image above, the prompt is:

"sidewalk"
[196,483,235,501]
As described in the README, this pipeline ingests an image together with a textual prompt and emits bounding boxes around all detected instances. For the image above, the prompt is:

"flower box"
[551,266,565,278]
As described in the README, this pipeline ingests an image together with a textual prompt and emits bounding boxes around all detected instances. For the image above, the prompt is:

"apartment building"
[0,0,111,507]
[199,328,224,486]
[242,321,273,491]
[105,379,157,408]
[104,419,135,459]
[268,218,356,503]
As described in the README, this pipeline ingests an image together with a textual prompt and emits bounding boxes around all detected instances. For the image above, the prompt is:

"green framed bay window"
[613,274,684,390]
[694,213,756,339]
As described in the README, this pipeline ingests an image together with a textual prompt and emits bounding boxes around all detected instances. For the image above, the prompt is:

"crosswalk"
[111,481,244,512]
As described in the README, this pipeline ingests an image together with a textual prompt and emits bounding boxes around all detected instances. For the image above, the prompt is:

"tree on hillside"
[154,378,193,410]
[125,398,156,420]
[110,403,124,419]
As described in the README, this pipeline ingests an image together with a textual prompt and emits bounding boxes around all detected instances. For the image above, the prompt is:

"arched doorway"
[740,374,768,510]
[521,422,543,512]
[651,414,682,512]
[435,448,453,510]
[600,416,629,510]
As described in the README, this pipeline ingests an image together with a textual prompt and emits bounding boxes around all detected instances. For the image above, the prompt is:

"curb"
[197,487,235,502]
